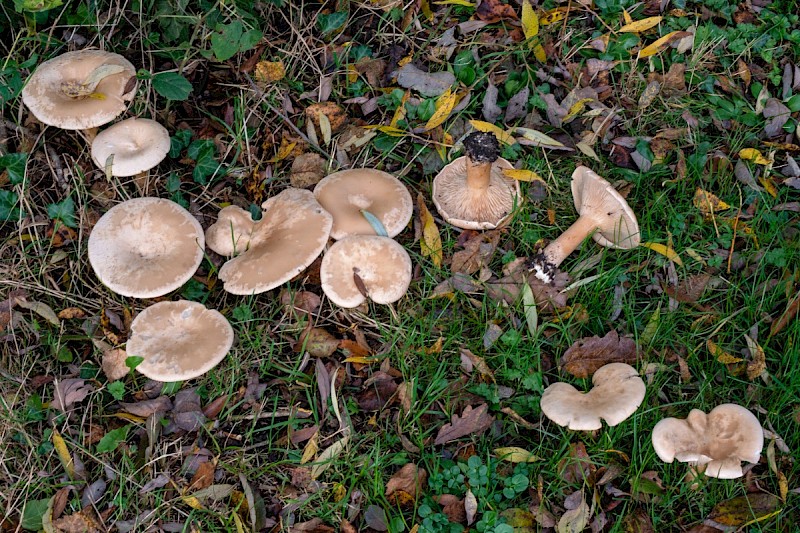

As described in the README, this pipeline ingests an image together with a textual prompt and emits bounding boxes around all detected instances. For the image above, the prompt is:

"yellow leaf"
[425,89,458,131]
[638,30,684,58]
[318,111,332,146]
[575,141,601,162]
[433,0,474,5]
[182,495,204,509]
[301,431,319,464]
[420,0,433,20]
[502,169,545,183]
[779,472,788,502]
[332,482,347,502]
[363,125,407,136]
[707,339,743,364]
[693,188,730,213]
[417,194,442,267]
[744,334,766,380]
[641,241,683,266]
[563,97,594,123]
[619,16,662,33]
[759,175,779,198]
[469,120,515,144]
[521,0,539,41]
[266,141,296,163]
[494,446,542,463]
[540,7,569,25]
[389,90,410,128]
[52,429,75,479]
[515,127,565,147]
[343,356,379,364]
[533,43,546,63]
[739,148,772,165]
[622,8,633,25]
[231,510,246,533]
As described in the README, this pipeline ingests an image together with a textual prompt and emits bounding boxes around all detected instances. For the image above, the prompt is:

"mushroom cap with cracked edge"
[571,166,640,249]
[320,235,412,308]
[91,118,170,176]
[651,404,763,479]
[22,50,136,130]
[431,156,521,230]
[540,362,645,431]
[313,169,413,239]
[218,188,333,295]
[127,300,234,382]
[205,205,260,257]
[88,197,205,298]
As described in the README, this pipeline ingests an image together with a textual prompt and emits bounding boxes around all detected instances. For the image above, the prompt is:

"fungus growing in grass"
[529,166,640,283]
[313,169,413,239]
[214,188,332,295]
[205,205,260,257]
[126,300,234,382]
[431,131,521,230]
[91,118,170,177]
[88,197,204,298]
[651,404,763,479]
[22,49,136,133]
[320,235,412,308]
[540,363,645,431]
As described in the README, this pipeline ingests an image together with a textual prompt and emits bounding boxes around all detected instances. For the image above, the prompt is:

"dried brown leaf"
[52,379,94,413]
[706,494,779,527]
[386,463,427,506]
[434,404,494,445]
[459,347,495,382]
[299,327,339,358]
[560,330,639,379]
[451,230,501,275]
[102,348,129,382]
[290,153,326,188]
[120,396,173,417]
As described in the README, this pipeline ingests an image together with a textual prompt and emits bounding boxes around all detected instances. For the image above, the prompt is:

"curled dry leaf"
[560,330,639,379]
[434,403,494,445]
[52,379,95,412]
[450,229,501,275]
[385,463,427,506]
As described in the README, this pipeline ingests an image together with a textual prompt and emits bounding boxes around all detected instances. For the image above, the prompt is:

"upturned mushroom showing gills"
[91,118,170,177]
[22,50,137,131]
[651,404,764,479]
[88,197,205,298]
[529,166,640,283]
[431,131,521,230]
[540,363,645,431]
[214,188,333,295]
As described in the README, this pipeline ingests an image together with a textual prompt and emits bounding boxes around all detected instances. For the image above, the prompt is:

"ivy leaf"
[0,190,20,221]
[96,425,130,453]
[0,152,27,184]
[317,11,347,36]
[152,71,193,101]
[211,20,243,61]
[47,197,77,228]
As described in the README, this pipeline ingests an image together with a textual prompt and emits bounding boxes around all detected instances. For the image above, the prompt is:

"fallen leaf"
[52,379,95,412]
[189,461,215,491]
[638,81,661,109]
[521,282,538,336]
[364,505,388,531]
[693,188,730,213]
[744,334,766,380]
[620,16,662,33]
[102,348,129,382]
[481,84,503,123]
[298,327,339,358]
[254,61,285,84]
[707,339,743,364]
[119,396,173,417]
[459,347,495,382]
[502,169,545,183]
[557,496,589,533]
[395,63,455,97]
[16,298,60,326]
[311,434,350,479]
[666,273,710,303]
[560,330,639,379]
[494,446,541,463]
[515,127,565,147]
[290,153,326,188]
[540,6,570,25]
[521,0,539,42]
[425,88,458,130]
[434,403,494,445]
[739,148,772,165]
[306,102,346,133]
[638,31,689,58]
[504,86,530,123]
[465,489,478,525]
[476,0,517,23]
[451,230,500,274]
[641,241,683,266]
[706,494,780,527]
[770,290,800,337]
[763,98,791,138]
[385,463,427,506]
[418,193,443,268]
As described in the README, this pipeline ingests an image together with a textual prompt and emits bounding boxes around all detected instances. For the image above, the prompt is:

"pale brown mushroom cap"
[313,169,413,239]
[205,205,259,257]
[571,166,640,249]
[127,300,233,381]
[320,236,412,308]
[22,50,136,130]
[218,188,332,295]
[431,156,521,230]
[91,118,170,176]
[540,363,645,430]
[651,404,763,479]
[88,198,205,298]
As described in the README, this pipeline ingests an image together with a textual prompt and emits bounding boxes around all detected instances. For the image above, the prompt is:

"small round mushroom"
[529,166,640,283]
[22,49,137,131]
[540,363,645,431]
[320,235,412,308]
[651,404,763,479]
[216,188,333,295]
[313,169,413,239]
[127,300,234,382]
[431,131,521,230]
[91,118,170,177]
[205,205,260,257]
[88,197,205,298]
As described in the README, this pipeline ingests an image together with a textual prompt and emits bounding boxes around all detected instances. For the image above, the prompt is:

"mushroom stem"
[465,156,492,191]
[462,131,500,192]
[531,214,599,283]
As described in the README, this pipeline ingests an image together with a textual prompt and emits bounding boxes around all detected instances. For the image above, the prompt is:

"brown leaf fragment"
[290,153,327,188]
[202,394,229,419]
[476,0,518,23]
[139,473,170,494]
[744,334,766,380]
[763,98,791,138]
[666,273,711,303]
[770,290,800,337]
[438,494,466,523]
[190,460,215,491]
[52,379,94,412]
[340,519,358,533]
[434,404,494,445]
[120,396,173,417]
[451,230,501,275]
[305,102,347,133]
[460,347,495,382]
[560,330,639,379]
[290,518,335,533]
[386,464,427,506]
[53,512,101,533]
[58,307,86,319]
[102,348,129,382]
[298,327,339,358]
[638,80,661,109]
[558,442,595,484]
[364,505,388,531]
[706,493,779,527]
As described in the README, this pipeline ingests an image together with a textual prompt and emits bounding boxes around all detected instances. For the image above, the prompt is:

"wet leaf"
[560,330,639,378]
[434,403,494,445]
[418,193,442,267]
[385,463,427,506]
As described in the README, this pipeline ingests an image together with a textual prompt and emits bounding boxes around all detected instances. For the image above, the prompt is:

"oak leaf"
[560,330,639,378]
[434,404,494,445]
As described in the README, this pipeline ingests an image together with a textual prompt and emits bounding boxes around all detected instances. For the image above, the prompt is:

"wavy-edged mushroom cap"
[218,188,332,295]
[91,118,170,176]
[313,169,413,239]
[540,363,645,431]
[572,166,640,249]
[22,49,136,130]
[88,198,204,298]
[651,404,763,479]
[205,205,260,257]
[127,300,234,381]
[320,236,412,308]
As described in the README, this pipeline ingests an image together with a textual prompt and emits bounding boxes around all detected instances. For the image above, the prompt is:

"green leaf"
[107,381,125,401]
[16,0,63,12]
[240,29,263,52]
[161,381,183,395]
[47,197,77,228]
[317,11,348,36]
[166,172,182,193]
[20,498,51,531]
[96,425,130,453]
[125,356,144,371]
[0,190,20,221]
[211,20,243,61]
[786,94,800,113]
[152,71,193,101]
[0,152,27,185]
[521,282,538,336]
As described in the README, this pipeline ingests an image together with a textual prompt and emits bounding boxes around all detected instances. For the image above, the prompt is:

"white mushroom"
[91,118,170,177]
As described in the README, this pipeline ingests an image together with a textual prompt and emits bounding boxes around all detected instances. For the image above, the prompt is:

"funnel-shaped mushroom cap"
[218,188,332,295]
[22,50,136,130]
[205,205,260,257]
[540,363,645,430]
[88,198,204,298]
[91,118,170,176]
[320,236,412,308]
[431,156,520,230]
[651,404,763,479]
[127,301,233,381]
[571,166,640,249]
[313,169,413,239]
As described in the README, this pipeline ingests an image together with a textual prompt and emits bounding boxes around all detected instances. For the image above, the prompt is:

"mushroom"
[651,404,763,479]
[88,197,205,298]
[22,49,137,134]
[214,188,333,295]
[431,131,521,230]
[540,363,645,431]
[320,235,412,308]
[529,166,640,283]
[205,205,260,257]
[91,117,170,178]
[126,300,234,382]
[313,168,413,239]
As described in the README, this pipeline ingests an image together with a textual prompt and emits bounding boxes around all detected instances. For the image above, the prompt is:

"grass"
[1,0,800,531]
